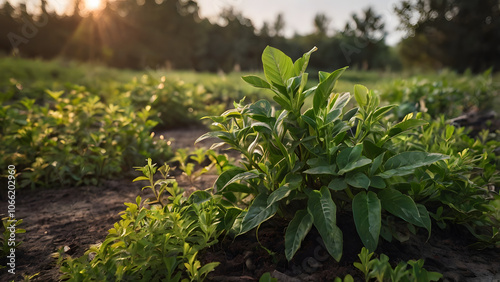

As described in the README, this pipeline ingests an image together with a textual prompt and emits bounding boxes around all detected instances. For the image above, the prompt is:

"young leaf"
[293,46,317,76]
[262,46,294,87]
[354,84,368,107]
[386,119,428,138]
[307,187,343,261]
[313,67,348,114]
[352,191,381,252]
[242,75,271,89]
[285,209,313,260]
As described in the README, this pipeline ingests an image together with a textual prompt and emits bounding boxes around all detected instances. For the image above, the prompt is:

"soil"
[1,128,499,282]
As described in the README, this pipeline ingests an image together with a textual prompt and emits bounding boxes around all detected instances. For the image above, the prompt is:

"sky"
[3,0,405,45]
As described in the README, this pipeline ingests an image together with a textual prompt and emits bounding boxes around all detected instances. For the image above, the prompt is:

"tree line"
[0,0,498,72]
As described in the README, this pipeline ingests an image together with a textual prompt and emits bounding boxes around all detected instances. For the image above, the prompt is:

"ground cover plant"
[0,85,171,188]
[58,159,222,281]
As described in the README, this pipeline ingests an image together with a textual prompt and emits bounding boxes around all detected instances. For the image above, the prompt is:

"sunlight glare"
[85,0,102,11]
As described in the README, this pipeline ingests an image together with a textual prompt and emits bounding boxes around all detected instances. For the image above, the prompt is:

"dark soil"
[1,128,499,281]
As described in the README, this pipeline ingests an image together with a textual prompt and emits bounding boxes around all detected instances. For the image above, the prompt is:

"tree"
[342,7,388,70]
[272,13,285,37]
[395,0,500,72]
[313,13,331,36]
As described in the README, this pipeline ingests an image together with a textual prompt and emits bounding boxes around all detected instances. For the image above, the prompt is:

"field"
[1,51,499,281]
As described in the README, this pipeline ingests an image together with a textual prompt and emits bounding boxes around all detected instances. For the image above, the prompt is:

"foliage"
[379,69,499,119]
[395,116,500,247]
[198,46,450,261]
[0,85,171,189]
[116,74,237,129]
[170,148,236,189]
[395,0,500,72]
[351,247,442,282]
[0,0,396,71]
[59,159,222,281]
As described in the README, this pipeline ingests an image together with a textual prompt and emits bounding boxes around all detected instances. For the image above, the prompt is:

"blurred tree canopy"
[5,0,497,73]
[0,0,400,71]
[395,0,500,72]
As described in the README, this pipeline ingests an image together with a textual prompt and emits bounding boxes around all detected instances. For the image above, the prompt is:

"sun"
[85,0,102,11]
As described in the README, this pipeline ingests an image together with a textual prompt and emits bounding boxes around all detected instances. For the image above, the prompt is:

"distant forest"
[0,0,498,72]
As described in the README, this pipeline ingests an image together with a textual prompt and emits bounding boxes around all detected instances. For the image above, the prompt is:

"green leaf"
[214,168,245,193]
[342,107,358,121]
[303,164,337,175]
[338,157,372,175]
[313,67,348,114]
[331,92,351,113]
[354,85,368,107]
[336,144,364,171]
[445,124,455,140]
[239,194,278,235]
[352,191,381,252]
[293,46,317,76]
[307,187,343,261]
[262,46,294,87]
[221,170,261,191]
[259,272,278,282]
[370,152,385,176]
[372,105,396,121]
[387,119,428,137]
[132,176,149,182]
[242,75,271,89]
[378,152,449,178]
[345,172,371,189]
[369,176,386,189]
[328,177,347,191]
[285,210,313,260]
[378,189,431,235]
[268,184,292,205]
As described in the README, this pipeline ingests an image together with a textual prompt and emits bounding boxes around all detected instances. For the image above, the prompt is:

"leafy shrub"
[198,46,450,261]
[379,69,499,119]
[395,116,500,247]
[0,85,171,188]
[116,74,266,130]
[59,159,222,281]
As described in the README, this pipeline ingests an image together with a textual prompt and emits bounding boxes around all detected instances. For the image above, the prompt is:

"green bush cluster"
[59,160,223,282]
[379,70,499,119]
[113,73,266,130]
[0,85,171,188]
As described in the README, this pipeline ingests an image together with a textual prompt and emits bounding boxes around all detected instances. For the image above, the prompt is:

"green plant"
[0,85,172,189]
[59,159,222,281]
[353,247,442,282]
[198,46,449,261]
[392,116,500,247]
